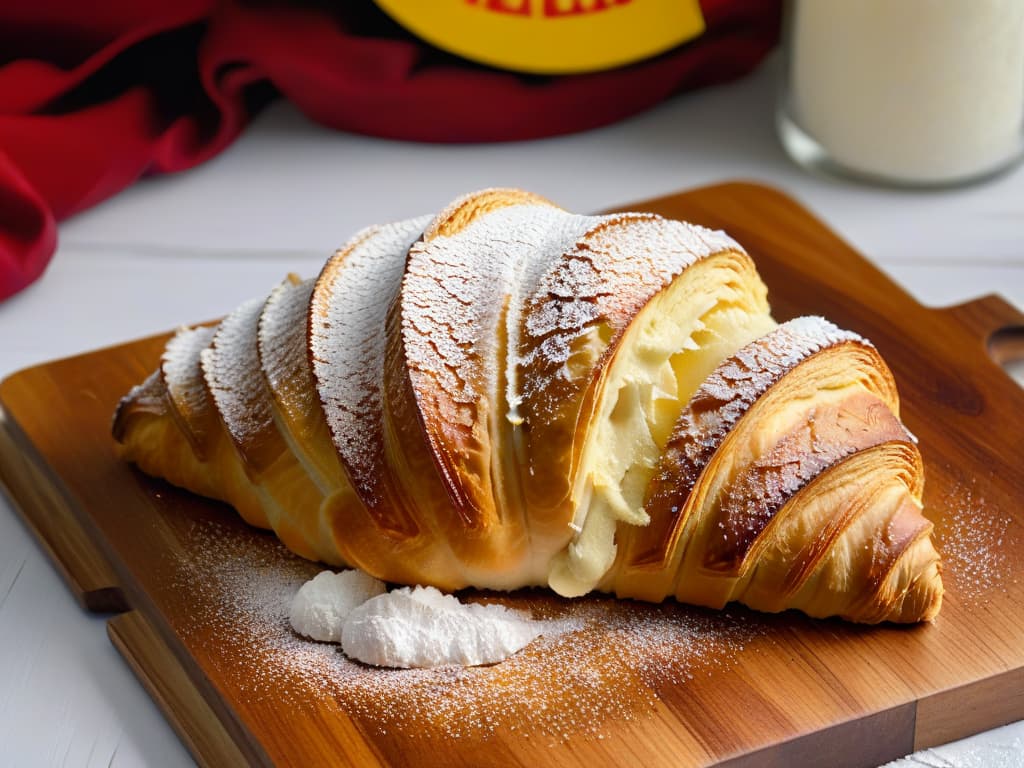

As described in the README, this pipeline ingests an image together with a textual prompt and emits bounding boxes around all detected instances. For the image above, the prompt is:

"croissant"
[113,189,942,623]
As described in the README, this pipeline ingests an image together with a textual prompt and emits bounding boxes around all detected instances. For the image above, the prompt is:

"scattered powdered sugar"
[341,585,543,668]
[289,569,386,643]
[175,519,762,740]
[933,479,1014,601]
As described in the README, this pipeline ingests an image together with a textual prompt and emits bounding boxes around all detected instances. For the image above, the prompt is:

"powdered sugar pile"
[289,569,386,643]
[174,519,761,740]
[342,585,544,668]
[288,573,543,668]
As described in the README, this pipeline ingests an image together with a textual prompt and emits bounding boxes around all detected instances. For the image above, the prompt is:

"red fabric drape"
[0,0,781,300]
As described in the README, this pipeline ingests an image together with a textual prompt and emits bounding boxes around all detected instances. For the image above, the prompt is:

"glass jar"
[777,0,1024,188]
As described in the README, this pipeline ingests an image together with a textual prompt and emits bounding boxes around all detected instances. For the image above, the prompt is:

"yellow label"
[372,0,706,75]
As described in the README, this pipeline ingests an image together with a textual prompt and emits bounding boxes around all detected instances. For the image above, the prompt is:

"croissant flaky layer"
[113,189,942,623]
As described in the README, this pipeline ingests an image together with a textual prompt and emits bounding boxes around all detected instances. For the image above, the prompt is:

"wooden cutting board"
[2,183,1023,768]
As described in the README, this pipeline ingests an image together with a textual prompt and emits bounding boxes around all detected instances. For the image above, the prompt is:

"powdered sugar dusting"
[713,397,910,570]
[662,316,867,492]
[258,276,316,428]
[122,370,163,410]
[401,204,596,417]
[519,216,742,416]
[310,217,431,505]
[933,480,1014,601]
[160,325,217,456]
[175,520,762,740]
[112,370,166,441]
[201,296,282,473]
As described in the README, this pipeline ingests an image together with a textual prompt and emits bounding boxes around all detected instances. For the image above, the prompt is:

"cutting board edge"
[913,664,1024,751]
[0,405,126,612]
[713,701,917,768]
[108,611,263,768]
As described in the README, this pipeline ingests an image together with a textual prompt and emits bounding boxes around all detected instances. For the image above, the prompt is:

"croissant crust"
[113,189,942,623]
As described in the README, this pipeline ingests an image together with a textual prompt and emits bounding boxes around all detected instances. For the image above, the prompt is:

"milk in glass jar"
[777,0,1024,187]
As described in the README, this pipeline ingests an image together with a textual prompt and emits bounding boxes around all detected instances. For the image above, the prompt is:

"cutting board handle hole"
[947,294,1024,377]
[989,325,1024,390]
[1000,358,1024,390]
[990,326,1024,368]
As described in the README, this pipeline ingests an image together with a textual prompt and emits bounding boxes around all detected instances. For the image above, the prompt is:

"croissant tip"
[887,563,945,625]
[111,396,130,443]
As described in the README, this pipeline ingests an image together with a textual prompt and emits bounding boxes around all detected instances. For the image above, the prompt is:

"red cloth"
[0,1,781,300]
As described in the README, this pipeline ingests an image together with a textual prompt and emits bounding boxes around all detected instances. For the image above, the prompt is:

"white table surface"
[1,56,1022,767]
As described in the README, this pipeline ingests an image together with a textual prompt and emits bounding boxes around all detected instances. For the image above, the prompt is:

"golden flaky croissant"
[113,189,942,623]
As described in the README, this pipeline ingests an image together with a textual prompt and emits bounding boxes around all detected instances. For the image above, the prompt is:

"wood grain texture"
[1,183,1023,768]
